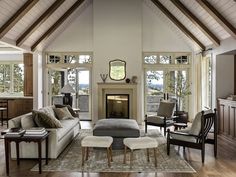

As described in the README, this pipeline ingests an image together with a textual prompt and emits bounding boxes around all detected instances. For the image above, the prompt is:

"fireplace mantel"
[97,82,137,120]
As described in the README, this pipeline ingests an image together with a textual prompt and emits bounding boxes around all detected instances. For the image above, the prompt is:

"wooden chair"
[167,109,217,163]
[145,101,176,136]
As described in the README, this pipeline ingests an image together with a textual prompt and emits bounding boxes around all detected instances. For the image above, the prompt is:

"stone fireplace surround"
[97,82,137,121]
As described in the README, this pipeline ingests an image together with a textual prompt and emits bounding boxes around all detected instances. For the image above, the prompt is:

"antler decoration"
[100,74,108,83]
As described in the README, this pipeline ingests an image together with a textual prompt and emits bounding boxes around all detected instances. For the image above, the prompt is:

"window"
[46,52,93,121]
[201,54,212,109]
[47,53,92,64]
[143,52,191,114]
[0,63,24,94]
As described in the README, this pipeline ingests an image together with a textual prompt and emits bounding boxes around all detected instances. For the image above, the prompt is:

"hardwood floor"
[0,121,236,177]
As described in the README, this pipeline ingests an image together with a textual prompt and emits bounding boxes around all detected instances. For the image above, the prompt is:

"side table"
[174,111,188,130]
[4,132,49,176]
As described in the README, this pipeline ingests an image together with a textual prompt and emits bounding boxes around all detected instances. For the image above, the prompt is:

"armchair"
[167,109,217,163]
[145,101,175,136]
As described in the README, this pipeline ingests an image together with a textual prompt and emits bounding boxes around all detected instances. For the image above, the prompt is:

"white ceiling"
[0,0,235,52]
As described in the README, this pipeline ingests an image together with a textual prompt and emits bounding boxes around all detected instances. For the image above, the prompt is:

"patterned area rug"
[32,129,195,173]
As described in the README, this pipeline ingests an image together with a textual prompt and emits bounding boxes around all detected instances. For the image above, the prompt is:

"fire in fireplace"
[106,94,129,118]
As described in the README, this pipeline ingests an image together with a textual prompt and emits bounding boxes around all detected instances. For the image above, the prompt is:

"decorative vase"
[131,76,137,83]
[125,78,131,83]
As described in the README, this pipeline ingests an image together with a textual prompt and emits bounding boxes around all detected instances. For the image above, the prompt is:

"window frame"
[143,52,192,114]
[0,61,24,95]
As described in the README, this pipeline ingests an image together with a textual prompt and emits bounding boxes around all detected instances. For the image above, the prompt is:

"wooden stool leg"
[86,147,89,161]
[130,149,133,169]
[107,147,111,167]
[147,148,150,162]
[154,148,157,167]
[109,146,113,162]
[82,147,85,167]
[123,145,127,164]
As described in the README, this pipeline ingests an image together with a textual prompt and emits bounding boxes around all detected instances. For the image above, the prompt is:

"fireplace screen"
[106,94,129,118]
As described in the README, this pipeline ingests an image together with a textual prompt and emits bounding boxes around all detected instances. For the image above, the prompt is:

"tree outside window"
[0,63,23,94]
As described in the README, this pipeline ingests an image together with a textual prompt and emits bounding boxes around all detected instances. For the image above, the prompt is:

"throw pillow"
[32,110,62,128]
[54,107,74,120]
[54,104,77,117]
[21,114,36,129]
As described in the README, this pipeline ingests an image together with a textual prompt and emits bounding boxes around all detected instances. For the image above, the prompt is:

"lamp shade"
[61,84,75,93]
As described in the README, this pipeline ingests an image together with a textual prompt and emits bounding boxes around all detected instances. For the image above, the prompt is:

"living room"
[0,0,236,176]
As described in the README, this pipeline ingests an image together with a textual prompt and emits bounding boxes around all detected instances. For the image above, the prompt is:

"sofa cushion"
[57,118,79,141]
[54,107,74,120]
[21,114,35,129]
[39,105,57,119]
[55,104,77,117]
[32,110,62,128]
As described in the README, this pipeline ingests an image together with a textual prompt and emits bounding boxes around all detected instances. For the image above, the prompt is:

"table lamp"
[60,84,75,107]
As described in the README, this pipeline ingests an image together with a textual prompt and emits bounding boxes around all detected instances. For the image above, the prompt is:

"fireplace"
[97,82,138,122]
[106,94,129,118]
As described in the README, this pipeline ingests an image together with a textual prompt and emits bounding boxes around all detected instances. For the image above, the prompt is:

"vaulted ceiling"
[0,0,235,52]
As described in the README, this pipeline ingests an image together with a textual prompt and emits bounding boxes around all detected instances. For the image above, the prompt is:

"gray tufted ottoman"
[93,119,140,149]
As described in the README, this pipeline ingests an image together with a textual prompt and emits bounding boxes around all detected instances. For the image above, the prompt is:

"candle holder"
[100,74,108,83]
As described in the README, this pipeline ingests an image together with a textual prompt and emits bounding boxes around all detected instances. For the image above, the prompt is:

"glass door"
[145,69,190,115]
[49,68,91,120]
[145,70,164,115]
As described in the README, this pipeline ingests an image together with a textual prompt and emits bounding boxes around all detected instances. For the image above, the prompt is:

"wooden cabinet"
[0,98,33,119]
[217,98,236,140]
[24,53,33,96]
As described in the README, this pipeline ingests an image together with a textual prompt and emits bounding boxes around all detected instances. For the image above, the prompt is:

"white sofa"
[8,106,80,159]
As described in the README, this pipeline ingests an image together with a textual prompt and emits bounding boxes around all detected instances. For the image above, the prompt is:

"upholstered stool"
[93,119,140,149]
[81,136,113,167]
[123,137,158,168]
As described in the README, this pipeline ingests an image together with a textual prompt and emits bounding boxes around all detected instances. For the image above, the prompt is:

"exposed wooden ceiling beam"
[196,0,236,39]
[17,0,65,47]
[171,0,220,47]
[0,0,39,39]
[151,0,205,50]
[31,0,85,51]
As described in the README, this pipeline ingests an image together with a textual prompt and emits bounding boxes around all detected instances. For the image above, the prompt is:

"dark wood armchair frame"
[145,114,175,136]
[167,109,217,163]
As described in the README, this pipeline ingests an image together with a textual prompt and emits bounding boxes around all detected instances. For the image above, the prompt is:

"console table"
[4,132,49,175]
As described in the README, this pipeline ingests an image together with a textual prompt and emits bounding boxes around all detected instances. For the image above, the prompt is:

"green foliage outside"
[51,71,61,96]
[166,71,191,110]
[13,64,24,93]
[0,64,23,93]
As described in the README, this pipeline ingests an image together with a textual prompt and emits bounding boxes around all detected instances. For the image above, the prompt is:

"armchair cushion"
[147,115,174,124]
[170,132,197,143]
[147,116,164,124]
[189,109,213,136]
[157,101,175,117]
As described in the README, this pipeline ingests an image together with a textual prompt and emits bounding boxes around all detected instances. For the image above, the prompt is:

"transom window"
[47,53,92,64]
[144,53,190,65]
